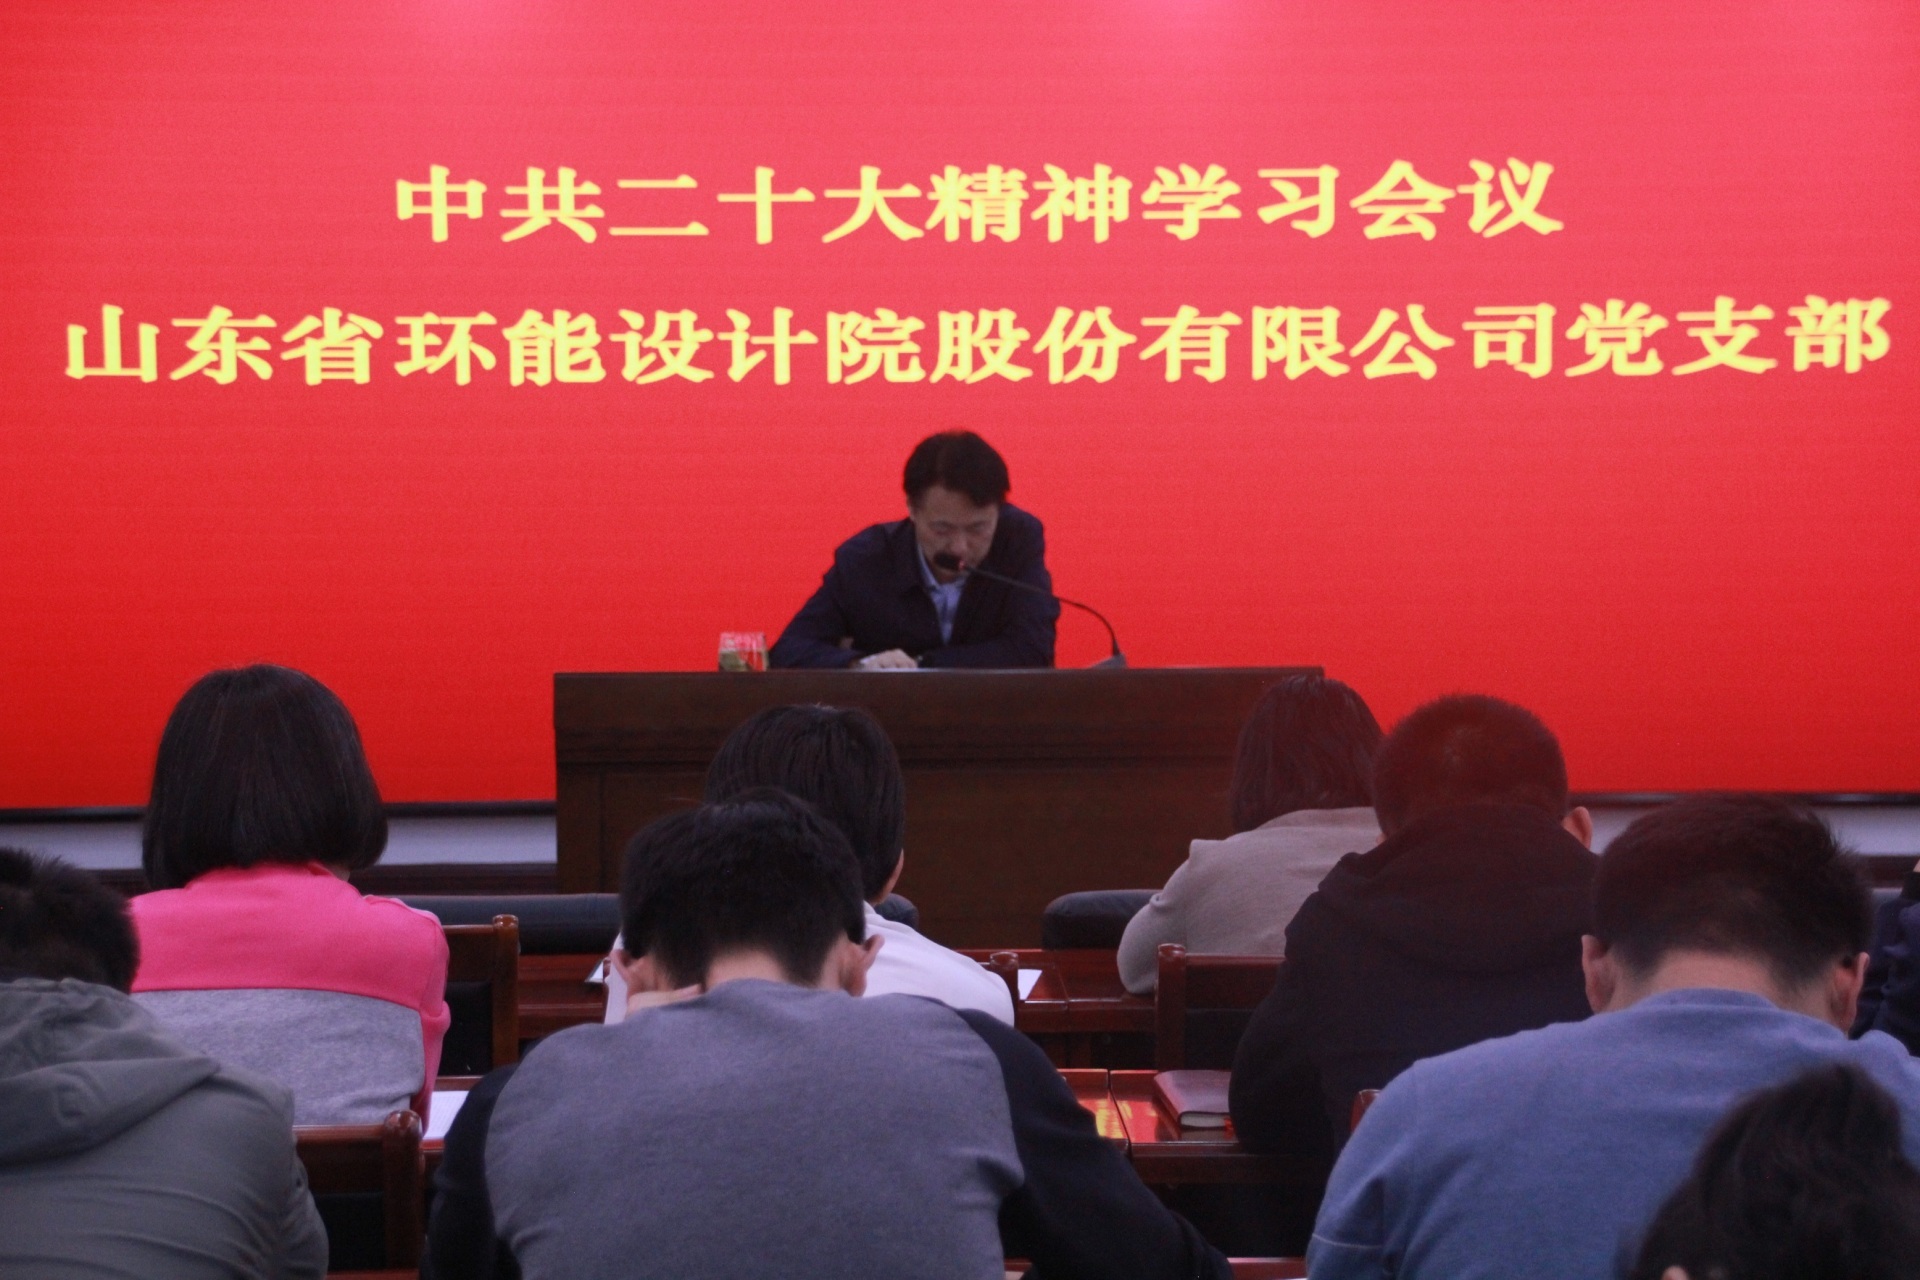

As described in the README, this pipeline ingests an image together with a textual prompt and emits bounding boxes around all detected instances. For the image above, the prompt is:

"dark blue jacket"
[769,504,1057,668]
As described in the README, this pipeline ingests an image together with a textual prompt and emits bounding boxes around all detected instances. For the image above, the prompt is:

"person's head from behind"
[1628,1064,1920,1280]
[614,789,877,1000]
[1370,693,1589,843]
[0,847,139,992]
[903,430,1009,583]
[705,704,905,904]
[1229,675,1382,833]
[142,664,387,890]
[1585,795,1871,1029]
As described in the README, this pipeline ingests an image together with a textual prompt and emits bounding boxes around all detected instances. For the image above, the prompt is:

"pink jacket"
[131,862,450,1124]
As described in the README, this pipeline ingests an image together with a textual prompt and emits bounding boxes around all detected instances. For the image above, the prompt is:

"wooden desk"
[556,668,1316,947]
[520,949,1152,1068]
[962,948,1154,1066]
[1110,1071,1327,1186]
[1060,1068,1128,1149]
[1229,1262,1307,1279]
[517,953,608,1041]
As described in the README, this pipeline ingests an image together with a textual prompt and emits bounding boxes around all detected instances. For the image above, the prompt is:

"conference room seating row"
[422,888,1911,1070]
[302,1071,1322,1278]
[418,902,1288,1075]
[299,908,1310,1273]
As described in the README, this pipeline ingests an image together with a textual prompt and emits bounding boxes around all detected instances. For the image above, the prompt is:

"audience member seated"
[602,703,1013,1025]
[1230,694,1597,1161]
[0,847,326,1279]
[1118,674,1383,993]
[429,792,1226,1280]
[130,664,450,1124]
[1627,1063,1920,1280]
[1853,857,1920,1051]
[1309,794,1920,1280]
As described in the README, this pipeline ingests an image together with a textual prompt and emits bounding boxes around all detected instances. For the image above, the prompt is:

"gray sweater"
[451,979,1227,1280]
[0,976,326,1279]
[491,981,1018,1279]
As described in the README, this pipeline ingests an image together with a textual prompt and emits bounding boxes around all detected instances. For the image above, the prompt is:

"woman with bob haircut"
[130,664,449,1125]
[1117,674,1384,994]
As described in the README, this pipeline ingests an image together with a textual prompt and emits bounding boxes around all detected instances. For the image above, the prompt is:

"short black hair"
[142,665,387,890]
[0,847,140,991]
[1371,693,1569,834]
[1593,794,1871,990]
[1629,1064,1920,1280]
[902,430,1010,508]
[1229,675,1382,833]
[619,789,868,989]
[705,704,905,901]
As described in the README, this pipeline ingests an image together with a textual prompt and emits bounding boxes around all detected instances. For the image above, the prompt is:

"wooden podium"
[555,667,1318,948]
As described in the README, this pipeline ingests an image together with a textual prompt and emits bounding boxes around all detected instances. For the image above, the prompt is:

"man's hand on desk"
[857,649,920,670]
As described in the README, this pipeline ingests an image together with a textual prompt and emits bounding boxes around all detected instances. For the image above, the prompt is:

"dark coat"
[1229,803,1598,1161]
[768,504,1057,669]
[1854,869,1920,1049]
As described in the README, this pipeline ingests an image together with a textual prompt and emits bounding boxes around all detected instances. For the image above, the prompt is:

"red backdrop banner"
[2,1,1914,803]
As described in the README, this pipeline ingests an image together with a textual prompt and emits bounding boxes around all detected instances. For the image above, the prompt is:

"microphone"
[932,553,1126,668]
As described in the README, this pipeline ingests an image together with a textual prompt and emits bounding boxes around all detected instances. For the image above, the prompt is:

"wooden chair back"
[986,950,1022,1003]
[1350,1088,1381,1132]
[444,915,520,1069]
[1154,943,1283,1070]
[295,1110,423,1269]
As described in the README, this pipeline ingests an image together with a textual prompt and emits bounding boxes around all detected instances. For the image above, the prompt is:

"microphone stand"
[935,555,1127,668]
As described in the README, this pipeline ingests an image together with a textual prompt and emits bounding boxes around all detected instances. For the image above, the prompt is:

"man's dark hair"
[0,847,140,991]
[1628,1064,1920,1280]
[142,664,387,890]
[1593,794,1870,990]
[1371,693,1569,834]
[619,789,868,989]
[1229,675,1382,833]
[705,704,905,901]
[902,430,1010,508]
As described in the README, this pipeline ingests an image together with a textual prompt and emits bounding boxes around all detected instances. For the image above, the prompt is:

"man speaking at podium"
[770,431,1058,669]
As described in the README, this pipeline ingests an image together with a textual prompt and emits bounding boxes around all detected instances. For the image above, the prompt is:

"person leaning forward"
[769,429,1058,669]
[426,791,1226,1280]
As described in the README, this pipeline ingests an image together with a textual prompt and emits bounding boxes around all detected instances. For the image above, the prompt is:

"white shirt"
[860,903,1015,1024]
[601,910,1015,1026]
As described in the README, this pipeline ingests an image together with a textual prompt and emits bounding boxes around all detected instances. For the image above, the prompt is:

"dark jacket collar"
[1306,803,1598,974]
[884,519,931,598]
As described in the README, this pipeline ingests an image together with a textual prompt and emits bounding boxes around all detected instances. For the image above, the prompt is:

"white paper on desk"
[427,1090,469,1141]
[1017,968,1042,1000]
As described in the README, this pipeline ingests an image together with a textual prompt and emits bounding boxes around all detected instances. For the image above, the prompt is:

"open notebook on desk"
[426,1090,468,1142]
